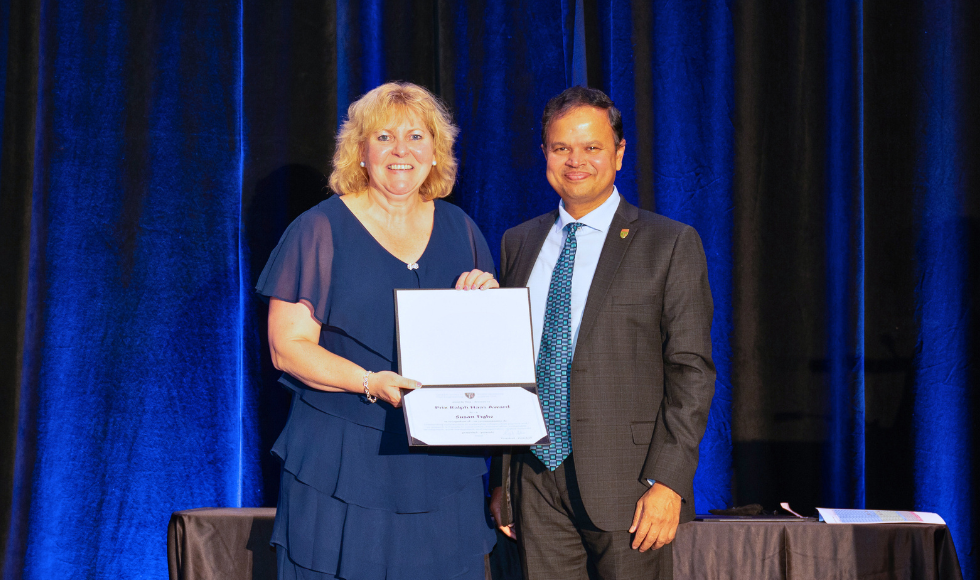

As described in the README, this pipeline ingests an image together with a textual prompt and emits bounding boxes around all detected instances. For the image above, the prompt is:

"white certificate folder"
[394,288,550,447]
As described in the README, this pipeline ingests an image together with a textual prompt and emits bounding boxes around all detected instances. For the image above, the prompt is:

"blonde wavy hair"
[329,82,459,200]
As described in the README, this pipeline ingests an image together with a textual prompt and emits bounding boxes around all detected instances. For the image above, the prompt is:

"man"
[490,86,715,580]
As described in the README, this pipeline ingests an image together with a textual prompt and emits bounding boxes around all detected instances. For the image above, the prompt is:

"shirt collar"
[557,187,621,233]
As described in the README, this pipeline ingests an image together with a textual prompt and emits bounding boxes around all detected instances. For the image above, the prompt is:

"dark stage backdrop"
[1,0,977,578]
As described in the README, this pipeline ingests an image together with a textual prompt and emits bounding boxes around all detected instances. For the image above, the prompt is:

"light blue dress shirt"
[528,188,621,362]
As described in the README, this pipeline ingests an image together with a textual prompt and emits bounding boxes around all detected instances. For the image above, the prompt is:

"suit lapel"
[508,211,557,287]
[576,198,639,345]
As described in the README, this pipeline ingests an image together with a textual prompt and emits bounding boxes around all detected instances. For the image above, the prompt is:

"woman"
[256,82,498,580]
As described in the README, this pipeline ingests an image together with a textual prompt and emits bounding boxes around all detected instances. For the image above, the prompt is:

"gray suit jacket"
[493,197,715,531]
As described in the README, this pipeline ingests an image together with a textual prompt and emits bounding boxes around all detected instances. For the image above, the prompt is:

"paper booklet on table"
[394,288,550,447]
[816,508,946,525]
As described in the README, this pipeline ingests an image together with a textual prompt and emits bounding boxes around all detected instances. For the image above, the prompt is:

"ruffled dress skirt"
[270,394,496,580]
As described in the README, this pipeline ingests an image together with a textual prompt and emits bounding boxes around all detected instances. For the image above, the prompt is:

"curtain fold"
[0,0,40,574]
[905,0,974,566]
[1,0,977,578]
[732,0,832,514]
[443,0,573,251]
[593,0,735,513]
[242,0,340,506]
[823,0,864,511]
[863,0,977,570]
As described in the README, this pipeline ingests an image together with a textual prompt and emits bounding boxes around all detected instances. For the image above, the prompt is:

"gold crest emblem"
[620,229,629,239]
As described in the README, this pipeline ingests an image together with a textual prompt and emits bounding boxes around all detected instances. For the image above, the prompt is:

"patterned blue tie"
[532,222,582,470]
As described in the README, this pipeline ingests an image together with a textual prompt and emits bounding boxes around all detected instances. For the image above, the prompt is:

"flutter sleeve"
[463,212,496,276]
[255,205,335,324]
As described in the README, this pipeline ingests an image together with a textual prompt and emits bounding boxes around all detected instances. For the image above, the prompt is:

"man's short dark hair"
[541,86,624,145]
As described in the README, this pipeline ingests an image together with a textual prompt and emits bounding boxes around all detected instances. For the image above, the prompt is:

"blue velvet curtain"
[3,1,261,578]
[1,1,977,578]
[589,0,736,514]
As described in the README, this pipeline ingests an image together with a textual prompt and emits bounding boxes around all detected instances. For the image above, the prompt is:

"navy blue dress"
[256,195,497,580]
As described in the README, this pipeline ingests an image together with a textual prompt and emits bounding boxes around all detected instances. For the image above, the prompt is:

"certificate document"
[394,288,549,446]
[402,387,547,446]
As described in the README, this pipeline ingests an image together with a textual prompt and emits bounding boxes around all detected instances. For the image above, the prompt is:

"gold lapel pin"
[620,228,629,239]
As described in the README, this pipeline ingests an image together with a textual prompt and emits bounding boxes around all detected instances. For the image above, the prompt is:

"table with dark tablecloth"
[672,518,962,579]
[168,508,277,580]
[167,508,963,580]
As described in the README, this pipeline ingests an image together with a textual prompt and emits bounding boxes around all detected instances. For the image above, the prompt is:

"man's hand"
[629,482,681,551]
[489,487,517,539]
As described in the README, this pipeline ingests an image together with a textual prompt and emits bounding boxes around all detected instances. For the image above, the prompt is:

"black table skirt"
[167,508,963,580]
[168,508,277,580]
[672,518,962,579]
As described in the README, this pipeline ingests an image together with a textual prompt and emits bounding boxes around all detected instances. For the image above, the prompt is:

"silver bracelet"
[362,370,377,403]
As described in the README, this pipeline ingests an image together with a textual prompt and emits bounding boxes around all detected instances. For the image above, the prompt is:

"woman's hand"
[455,269,499,290]
[366,370,420,408]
